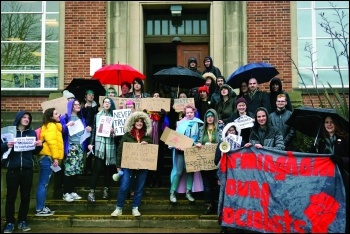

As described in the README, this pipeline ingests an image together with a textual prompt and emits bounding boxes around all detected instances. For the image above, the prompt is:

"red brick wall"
[247,1,292,93]
[64,1,107,87]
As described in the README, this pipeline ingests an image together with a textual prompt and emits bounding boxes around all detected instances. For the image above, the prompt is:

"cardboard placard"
[113,109,132,136]
[173,98,195,112]
[98,96,141,111]
[140,98,171,112]
[184,143,218,172]
[41,96,68,115]
[160,127,194,149]
[121,142,159,170]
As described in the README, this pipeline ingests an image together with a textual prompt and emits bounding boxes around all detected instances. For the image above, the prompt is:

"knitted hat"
[85,89,94,95]
[206,111,214,117]
[125,100,135,106]
[63,90,75,99]
[235,97,247,107]
[198,85,209,94]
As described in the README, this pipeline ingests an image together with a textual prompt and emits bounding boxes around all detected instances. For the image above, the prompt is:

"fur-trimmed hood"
[124,111,152,136]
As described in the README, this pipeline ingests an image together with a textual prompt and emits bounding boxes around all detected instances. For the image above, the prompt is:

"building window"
[145,10,208,36]
[297,1,349,88]
[1,1,59,90]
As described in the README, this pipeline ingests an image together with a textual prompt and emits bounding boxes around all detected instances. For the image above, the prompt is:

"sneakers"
[87,190,95,203]
[3,223,14,233]
[170,191,177,203]
[18,221,31,232]
[70,192,82,200]
[132,207,141,217]
[63,193,74,202]
[111,207,122,217]
[102,187,109,199]
[186,190,195,202]
[36,207,54,216]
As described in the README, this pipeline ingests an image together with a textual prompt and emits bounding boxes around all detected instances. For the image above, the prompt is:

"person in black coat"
[268,77,292,113]
[317,115,349,233]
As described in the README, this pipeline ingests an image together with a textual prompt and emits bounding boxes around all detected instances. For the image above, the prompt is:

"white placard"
[68,119,85,136]
[113,109,132,136]
[90,58,102,76]
[96,116,113,137]
[234,115,254,129]
[13,137,36,152]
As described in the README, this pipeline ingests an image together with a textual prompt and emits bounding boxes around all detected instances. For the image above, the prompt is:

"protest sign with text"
[96,116,113,137]
[160,127,194,149]
[184,143,218,172]
[121,142,159,170]
[173,98,195,112]
[98,96,141,111]
[13,137,36,152]
[113,109,132,136]
[217,147,346,233]
[140,98,171,112]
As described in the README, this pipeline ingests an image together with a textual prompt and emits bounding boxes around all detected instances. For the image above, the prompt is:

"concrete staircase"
[1,151,221,232]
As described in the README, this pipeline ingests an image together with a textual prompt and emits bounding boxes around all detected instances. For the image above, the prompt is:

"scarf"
[130,127,145,143]
[325,135,336,154]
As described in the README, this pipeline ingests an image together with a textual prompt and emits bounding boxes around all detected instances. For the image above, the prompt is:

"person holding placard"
[195,109,222,215]
[227,97,254,144]
[87,97,117,202]
[111,111,152,217]
[1,111,43,233]
[60,99,90,202]
[35,108,64,217]
[169,104,204,203]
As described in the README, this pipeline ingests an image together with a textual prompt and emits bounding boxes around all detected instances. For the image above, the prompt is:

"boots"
[185,190,195,202]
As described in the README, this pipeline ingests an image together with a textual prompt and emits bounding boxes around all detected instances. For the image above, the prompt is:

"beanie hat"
[63,90,75,99]
[126,100,135,106]
[235,97,248,107]
[198,85,209,94]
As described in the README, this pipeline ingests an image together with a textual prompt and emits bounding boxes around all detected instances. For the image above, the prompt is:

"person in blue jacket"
[1,111,43,233]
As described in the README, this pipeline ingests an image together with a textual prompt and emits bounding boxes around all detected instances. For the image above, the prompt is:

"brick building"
[1,1,349,127]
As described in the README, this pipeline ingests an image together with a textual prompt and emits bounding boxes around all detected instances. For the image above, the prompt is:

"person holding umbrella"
[316,115,349,233]
[244,107,284,150]
[119,82,132,98]
[246,78,271,114]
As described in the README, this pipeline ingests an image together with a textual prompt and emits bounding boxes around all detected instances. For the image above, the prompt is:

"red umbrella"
[92,63,145,85]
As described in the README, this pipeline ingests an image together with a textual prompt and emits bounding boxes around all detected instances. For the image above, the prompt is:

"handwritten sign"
[121,142,159,170]
[140,98,171,112]
[13,137,36,152]
[234,115,254,129]
[184,143,218,172]
[173,98,195,112]
[160,127,194,149]
[41,96,68,115]
[98,96,141,111]
[113,109,132,136]
[96,116,113,137]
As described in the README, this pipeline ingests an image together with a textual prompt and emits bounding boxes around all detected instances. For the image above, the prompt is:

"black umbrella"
[286,106,349,146]
[153,66,206,89]
[226,62,279,89]
[64,78,106,103]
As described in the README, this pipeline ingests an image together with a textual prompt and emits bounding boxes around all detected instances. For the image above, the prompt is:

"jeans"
[170,152,193,192]
[36,156,53,211]
[5,168,33,223]
[116,168,148,208]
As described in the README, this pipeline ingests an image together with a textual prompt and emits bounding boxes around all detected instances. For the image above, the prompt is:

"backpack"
[35,127,42,140]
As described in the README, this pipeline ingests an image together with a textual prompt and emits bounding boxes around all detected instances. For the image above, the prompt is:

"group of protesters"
[1,56,348,233]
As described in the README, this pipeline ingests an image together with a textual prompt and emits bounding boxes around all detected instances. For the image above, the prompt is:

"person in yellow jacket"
[35,108,64,216]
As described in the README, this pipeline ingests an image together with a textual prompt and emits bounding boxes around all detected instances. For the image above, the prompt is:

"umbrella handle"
[313,124,322,147]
